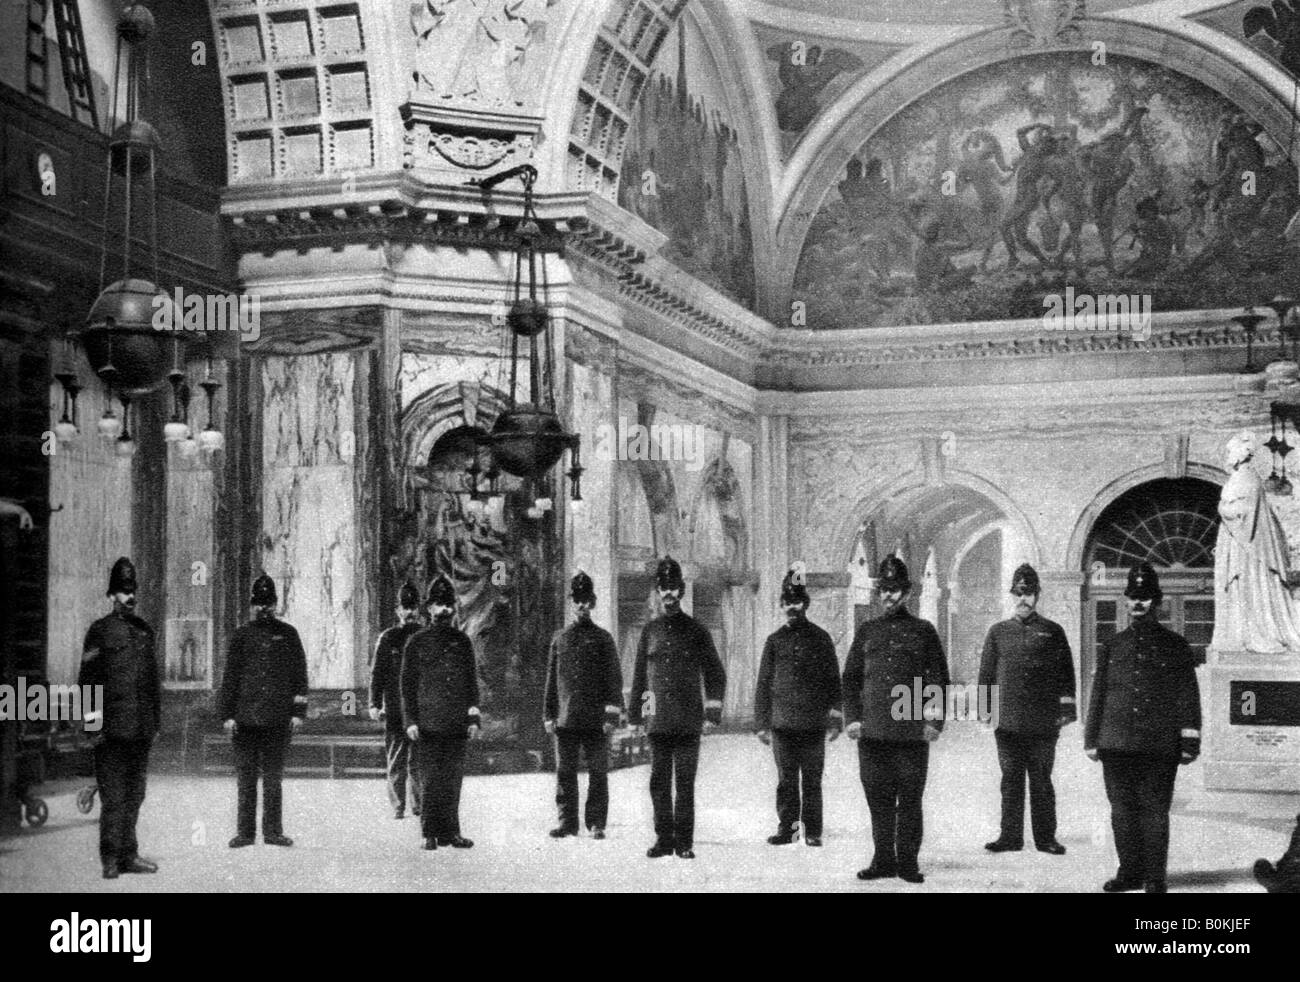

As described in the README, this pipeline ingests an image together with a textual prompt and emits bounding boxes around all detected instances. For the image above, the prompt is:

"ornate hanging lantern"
[467,165,582,513]
[63,4,204,454]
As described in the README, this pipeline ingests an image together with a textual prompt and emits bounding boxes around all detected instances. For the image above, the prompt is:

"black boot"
[984,838,1023,852]
[646,839,675,858]
[1103,876,1143,893]
[767,828,797,845]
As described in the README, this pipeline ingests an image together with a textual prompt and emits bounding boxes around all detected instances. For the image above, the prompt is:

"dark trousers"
[994,729,1059,845]
[1101,752,1179,883]
[555,729,610,832]
[773,729,826,838]
[232,724,290,838]
[648,733,701,848]
[384,724,422,815]
[416,733,468,841]
[858,739,929,871]
[94,737,151,864]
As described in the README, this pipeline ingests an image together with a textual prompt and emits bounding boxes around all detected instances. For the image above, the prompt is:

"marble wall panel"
[46,378,132,684]
[261,353,358,689]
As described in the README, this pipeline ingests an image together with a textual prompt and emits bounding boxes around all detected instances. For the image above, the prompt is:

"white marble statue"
[1211,431,1300,652]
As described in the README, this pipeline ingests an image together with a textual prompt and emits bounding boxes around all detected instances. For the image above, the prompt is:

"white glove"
[544,719,556,736]
[223,718,236,735]
[368,707,381,722]
[846,721,862,741]
[406,724,419,741]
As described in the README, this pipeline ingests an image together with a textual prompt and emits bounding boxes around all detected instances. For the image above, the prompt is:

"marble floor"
[2,728,1295,893]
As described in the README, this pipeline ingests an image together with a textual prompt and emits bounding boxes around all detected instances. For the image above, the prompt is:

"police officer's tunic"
[218,613,309,839]
[753,615,842,839]
[543,617,624,832]
[79,609,161,865]
[977,611,1076,845]
[371,619,424,816]
[628,609,726,850]
[1084,616,1201,885]
[400,619,481,842]
[842,606,949,872]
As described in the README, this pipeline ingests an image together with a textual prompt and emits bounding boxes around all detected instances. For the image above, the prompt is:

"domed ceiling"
[607,0,1300,324]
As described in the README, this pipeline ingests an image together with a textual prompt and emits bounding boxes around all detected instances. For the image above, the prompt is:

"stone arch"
[825,468,1044,574]
[1064,461,1228,573]
[772,19,1300,319]
[400,381,511,470]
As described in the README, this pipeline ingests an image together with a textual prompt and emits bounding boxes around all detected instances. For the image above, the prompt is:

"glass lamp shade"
[97,410,122,439]
[163,420,190,443]
[109,120,161,179]
[489,406,569,479]
[114,435,136,458]
[197,427,224,453]
[82,279,180,396]
[54,420,78,444]
[569,497,586,514]
[178,437,199,459]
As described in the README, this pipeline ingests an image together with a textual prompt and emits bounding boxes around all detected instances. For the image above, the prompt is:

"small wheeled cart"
[15,724,50,827]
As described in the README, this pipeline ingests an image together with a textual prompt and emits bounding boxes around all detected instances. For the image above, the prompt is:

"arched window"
[1086,478,1219,572]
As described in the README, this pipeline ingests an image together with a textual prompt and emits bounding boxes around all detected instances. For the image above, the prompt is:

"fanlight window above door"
[1086,478,1220,572]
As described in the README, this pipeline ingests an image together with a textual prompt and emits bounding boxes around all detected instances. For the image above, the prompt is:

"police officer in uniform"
[219,573,309,848]
[753,568,843,847]
[79,557,161,879]
[978,563,1075,855]
[842,556,949,884]
[370,580,424,820]
[629,556,727,859]
[401,575,481,851]
[1085,562,1201,894]
[543,570,624,839]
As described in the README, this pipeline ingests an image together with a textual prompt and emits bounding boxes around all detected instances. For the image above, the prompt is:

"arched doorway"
[843,481,1038,680]
[1081,477,1220,713]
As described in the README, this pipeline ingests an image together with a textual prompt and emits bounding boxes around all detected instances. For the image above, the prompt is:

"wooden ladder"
[25,0,50,103]
[51,0,99,130]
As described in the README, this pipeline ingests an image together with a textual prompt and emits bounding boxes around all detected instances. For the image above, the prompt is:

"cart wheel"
[24,798,48,827]
[76,786,97,814]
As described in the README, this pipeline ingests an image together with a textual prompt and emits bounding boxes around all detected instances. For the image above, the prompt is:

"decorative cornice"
[760,312,1280,370]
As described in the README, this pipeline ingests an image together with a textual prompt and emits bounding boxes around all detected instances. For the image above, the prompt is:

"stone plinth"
[1204,647,1300,791]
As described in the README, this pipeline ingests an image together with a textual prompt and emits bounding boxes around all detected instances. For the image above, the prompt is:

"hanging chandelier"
[57,4,220,459]
[464,165,583,518]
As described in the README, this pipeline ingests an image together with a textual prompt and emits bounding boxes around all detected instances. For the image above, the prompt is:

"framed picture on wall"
[164,617,212,690]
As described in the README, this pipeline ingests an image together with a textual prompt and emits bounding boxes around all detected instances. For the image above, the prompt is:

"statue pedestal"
[1204,647,1300,791]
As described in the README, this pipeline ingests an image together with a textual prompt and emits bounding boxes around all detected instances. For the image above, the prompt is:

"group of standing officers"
[79,549,1300,892]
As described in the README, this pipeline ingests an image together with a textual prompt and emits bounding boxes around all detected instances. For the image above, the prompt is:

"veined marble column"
[261,353,359,689]
[566,360,617,635]
[161,358,222,691]
[755,414,791,631]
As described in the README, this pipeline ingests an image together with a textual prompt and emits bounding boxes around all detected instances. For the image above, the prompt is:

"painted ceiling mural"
[618,16,756,309]
[792,52,1300,330]
[753,24,898,160]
